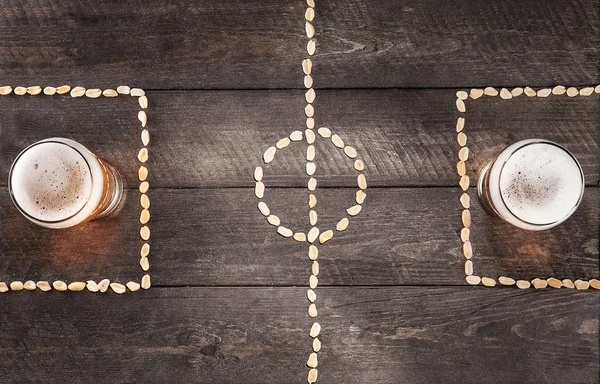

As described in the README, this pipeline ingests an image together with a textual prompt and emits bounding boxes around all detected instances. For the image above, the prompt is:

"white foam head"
[489,140,583,228]
[10,141,93,222]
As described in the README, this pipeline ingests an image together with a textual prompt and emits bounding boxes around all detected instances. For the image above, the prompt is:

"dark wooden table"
[0,1,598,383]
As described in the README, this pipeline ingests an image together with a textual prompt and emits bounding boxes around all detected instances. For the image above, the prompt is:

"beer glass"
[8,138,123,229]
[477,139,584,231]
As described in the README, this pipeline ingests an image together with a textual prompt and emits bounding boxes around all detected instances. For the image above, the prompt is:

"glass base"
[476,160,499,217]
[95,162,124,219]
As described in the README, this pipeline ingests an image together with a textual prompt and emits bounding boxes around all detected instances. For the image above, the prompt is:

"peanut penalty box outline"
[0,85,151,294]
[454,85,600,290]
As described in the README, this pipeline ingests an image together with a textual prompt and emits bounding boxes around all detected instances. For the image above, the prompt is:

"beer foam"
[10,142,93,222]
[498,142,583,225]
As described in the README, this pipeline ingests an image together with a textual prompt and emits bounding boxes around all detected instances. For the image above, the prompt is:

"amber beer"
[477,139,584,231]
[9,138,123,229]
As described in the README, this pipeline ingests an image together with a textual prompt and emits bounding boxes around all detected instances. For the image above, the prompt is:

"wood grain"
[148,89,600,188]
[0,287,595,383]
[149,187,600,286]
[2,186,596,286]
[0,0,598,380]
[0,0,597,89]
[0,185,145,283]
[0,94,143,187]
[2,89,598,188]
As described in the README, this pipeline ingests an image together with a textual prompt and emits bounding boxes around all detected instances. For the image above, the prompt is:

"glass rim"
[8,139,95,224]
[495,139,585,227]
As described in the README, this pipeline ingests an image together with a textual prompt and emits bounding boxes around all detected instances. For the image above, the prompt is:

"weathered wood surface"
[0,186,144,283]
[0,287,596,384]
[0,0,599,381]
[1,186,597,286]
[1,90,598,188]
[0,0,598,89]
[0,94,143,187]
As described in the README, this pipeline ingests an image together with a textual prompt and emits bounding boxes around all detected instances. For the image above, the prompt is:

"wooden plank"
[0,287,595,383]
[3,89,597,188]
[3,185,596,286]
[0,0,597,89]
[464,93,600,187]
[150,187,600,286]
[468,184,600,283]
[147,89,599,188]
[0,94,144,188]
[0,183,145,283]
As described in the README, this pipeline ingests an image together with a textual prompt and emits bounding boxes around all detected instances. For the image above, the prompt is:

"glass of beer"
[8,138,123,229]
[477,139,584,231]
